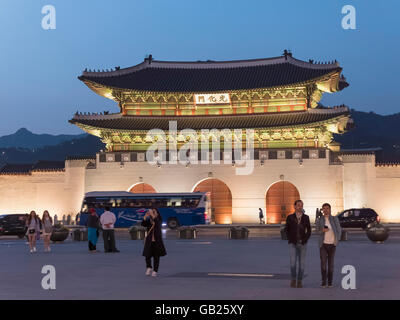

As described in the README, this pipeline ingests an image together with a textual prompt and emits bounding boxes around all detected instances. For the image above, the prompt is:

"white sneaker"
[30,249,33,253]
[146,268,152,276]
[151,271,157,277]
[33,247,37,252]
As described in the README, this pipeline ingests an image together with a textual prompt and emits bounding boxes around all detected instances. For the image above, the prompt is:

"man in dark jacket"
[285,200,311,288]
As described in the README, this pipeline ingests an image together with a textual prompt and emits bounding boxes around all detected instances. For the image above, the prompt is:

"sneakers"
[30,249,33,253]
[328,284,333,288]
[151,271,158,277]
[33,247,37,252]
[321,283,327,288]
[146,268,152,276]
[297,280,303,288]
[290,280,296,288]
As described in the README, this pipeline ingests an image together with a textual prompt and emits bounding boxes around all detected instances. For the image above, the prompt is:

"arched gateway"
[265,181,300,224]
[193,179,232,224]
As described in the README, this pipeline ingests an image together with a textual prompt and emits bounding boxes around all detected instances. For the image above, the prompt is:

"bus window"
[167,198,182,207]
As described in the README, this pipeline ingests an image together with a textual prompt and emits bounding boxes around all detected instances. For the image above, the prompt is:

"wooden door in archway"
[266,181,300,224]
[129,183,156,193]
[194,179,232,224]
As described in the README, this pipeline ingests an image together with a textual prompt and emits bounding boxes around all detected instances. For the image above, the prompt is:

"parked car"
[336,208,380,229]
[0,214,28,238]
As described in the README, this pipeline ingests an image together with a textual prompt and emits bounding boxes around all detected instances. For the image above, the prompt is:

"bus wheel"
[167,218,179,229]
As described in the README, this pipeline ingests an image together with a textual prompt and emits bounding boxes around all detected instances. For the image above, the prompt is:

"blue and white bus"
[78,191,211,229]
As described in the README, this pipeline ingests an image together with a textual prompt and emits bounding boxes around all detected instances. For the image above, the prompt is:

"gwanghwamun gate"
[1,51,399,224]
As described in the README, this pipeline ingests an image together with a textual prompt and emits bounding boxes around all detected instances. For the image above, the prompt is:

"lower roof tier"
[70,106,351,133]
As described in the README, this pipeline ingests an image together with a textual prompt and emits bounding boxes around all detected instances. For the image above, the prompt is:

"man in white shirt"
[316,203,342,288]
[100,206,119,253]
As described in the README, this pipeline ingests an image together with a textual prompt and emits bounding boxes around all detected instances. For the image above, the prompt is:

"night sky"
[0,0,399,136]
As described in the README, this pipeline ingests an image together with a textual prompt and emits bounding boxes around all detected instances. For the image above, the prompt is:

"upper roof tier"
[78,51,348,95]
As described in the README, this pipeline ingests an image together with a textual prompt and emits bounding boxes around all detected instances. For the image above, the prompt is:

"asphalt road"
[1,226,399,300]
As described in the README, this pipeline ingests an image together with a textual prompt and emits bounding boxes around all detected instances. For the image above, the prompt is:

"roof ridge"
[80,54,341,78]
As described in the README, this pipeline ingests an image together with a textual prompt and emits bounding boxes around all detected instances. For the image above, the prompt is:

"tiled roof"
[0,161,65,175]
[79,54,344,92]
[0,163,34,175]
[70,106,350,131]
[339,148,383,155]
[66,155,96,160]
[31,161,65,172]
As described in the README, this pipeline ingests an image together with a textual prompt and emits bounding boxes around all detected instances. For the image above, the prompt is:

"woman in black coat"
[141,208,166,277]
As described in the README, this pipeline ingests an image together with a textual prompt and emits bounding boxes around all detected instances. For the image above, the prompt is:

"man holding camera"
[315,203,342,288]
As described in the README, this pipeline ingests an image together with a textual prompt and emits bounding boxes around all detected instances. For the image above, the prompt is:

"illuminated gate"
[265,181,300,223]
[193,179,232,224]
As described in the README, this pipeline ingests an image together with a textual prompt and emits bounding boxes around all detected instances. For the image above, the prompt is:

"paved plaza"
[1,228,400,300]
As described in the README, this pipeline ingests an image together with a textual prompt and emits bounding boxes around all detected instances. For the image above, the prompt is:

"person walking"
[142,208,167,277]
[285,200,311,288]
[41,210,53,252]
[26,211,41,253]
[315,203,342,288]
[86,208,100,253]
[259,208,264,224]
[99,206,119,253]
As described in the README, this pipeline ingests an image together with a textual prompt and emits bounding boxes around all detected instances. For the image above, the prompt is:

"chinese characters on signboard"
[194,93,231,105]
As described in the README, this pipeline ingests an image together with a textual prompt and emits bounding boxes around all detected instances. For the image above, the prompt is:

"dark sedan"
[336,208,380,229]
[0,214,28,238]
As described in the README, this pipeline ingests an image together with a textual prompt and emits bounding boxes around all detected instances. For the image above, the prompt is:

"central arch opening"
[193,178,232,224]
[265,181,300,223]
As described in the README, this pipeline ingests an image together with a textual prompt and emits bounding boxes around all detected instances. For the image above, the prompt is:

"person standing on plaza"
[100,206,119,253]
[86,208,101,253]
[315,203,342,288]
[142,208,167,277]
[41,210,53,252]
[26,211,41,253]
[285,200,311,288]
[259,208,264,224]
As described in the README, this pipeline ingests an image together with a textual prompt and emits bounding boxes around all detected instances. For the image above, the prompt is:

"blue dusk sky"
[0,0,399,136]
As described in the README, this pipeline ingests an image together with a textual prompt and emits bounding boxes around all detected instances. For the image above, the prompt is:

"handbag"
[144,221,155,244]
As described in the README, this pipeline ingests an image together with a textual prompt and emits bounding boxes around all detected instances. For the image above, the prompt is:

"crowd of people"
[23,200,341,285]
[24,206,167,278]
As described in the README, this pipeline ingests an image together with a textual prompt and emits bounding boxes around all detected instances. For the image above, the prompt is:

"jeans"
[320,244,336,285]
[102,229,117,252]
[290,243,307,281]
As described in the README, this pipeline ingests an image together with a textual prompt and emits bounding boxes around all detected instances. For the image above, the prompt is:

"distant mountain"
[0,128,87,149]
[0,135,105,167]
[335,109,400,160]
